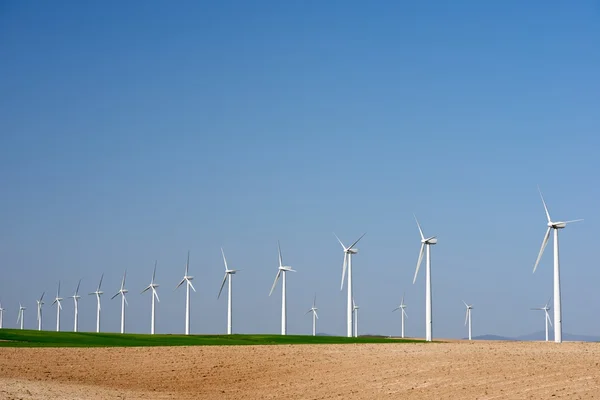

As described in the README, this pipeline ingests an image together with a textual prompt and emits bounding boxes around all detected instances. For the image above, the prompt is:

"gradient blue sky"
[1,1,599,338]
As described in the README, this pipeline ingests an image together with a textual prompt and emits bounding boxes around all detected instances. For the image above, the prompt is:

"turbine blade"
[392,307,399,312]
[413,243,425,284]
[277,241,283,268]
[185,250,190,276]
[111,292,119,300]
[313,294,316,308]
[340,253,348,291]
[152,261,157,283]
[98,273,104,290]
[402,309,408,318]
[546,311,553,327]
[40,292,45,302]
[153,288,160,302]
[545,296,552,309]
[347,232,366,250]
[217,274,227,299]
[462,300,468,308]
[564,219,584,224]
[175,278,186,290]
[221,247,229,271]
[57,281,61,297]
[314,310,319,319]
[188,280,196,292]
[305,309,312,315]
[121,270,127,290]
[269,270,281,296]
[401,292,405,306]
[58,300,62,310]
[141,285,151,294]
[414,215,425,240]
[333,233,346,250]
[533,227,552,273]
[123,294,128,306]
[75,279,81,296]
[538,186,552,223]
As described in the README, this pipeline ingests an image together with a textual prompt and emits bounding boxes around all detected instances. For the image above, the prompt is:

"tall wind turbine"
[51,281,63,332]
[176,251,195,335]
[36,292,45,331]
[89,274,104,333]
[533,187,582,343]
[0,301,4,329]
[305,294,319,336]
[269,241,296,335]
[335,233,366,338]
[218,248,239,335]
[463,301,473,341]
[71,279,81,332]
[142,261,160,334]
[352,298,359,338]
[412,216,437,342]
[111,270,128,334]
[17,304,25,330]
[531,297,553,342]
[392,293,408,338]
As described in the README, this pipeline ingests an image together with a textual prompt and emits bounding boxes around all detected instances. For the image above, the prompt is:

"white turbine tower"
[269,241,296,335]
[36,292,45,331]
[352,298,359,338]
[176,251,196,335]
[463,301,473,341]
[71,279,81,332]
[111,270,128,334]
[51,281,63,332]
[305,295,319,336]
[533,187,582,344]
[218,248,240,335]
[392,293,408,338]
[412,216,437,342]
[89,274,104,333]
[0,301,5,329]
[531,297,553,342]
[141,261,160,335]
[335,233,366,338]
[17,304,26,330]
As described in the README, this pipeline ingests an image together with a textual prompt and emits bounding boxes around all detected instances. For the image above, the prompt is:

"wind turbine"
[305,294,319,336]
[352,298,359,338]
[89,274,104,333]
[176,251,196,335]
[51,281,63,332]
[0,301,4,329]
[531,296,553,342]
[392,293,408,338]
[36,292,45,331]
[269,241,296,335]
[335,233,366,338]
[533,187,582,343]
[412,216,437,342]
[71,279,81,332]
[111,270,128,334]
[141,261,160,334]
[218,248,239,335]
[17,304,26,330]
[463,301,473,341]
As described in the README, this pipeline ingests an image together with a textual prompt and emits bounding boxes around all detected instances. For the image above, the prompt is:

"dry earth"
[1,341,599,399]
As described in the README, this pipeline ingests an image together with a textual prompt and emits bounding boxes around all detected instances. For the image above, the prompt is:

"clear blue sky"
[1,1,598,338]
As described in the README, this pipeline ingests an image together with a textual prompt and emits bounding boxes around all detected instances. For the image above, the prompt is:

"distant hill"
[472,332,600,342]
[470,334,515,341]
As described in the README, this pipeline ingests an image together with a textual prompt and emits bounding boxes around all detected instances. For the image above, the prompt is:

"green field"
[0,329,422,347]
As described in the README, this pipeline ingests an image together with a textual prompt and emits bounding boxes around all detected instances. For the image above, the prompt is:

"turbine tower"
[0,301,5,329]
[412,216,437,342]
[531,296,553,342]
[269,241,296,335]
[36,292,45,331]
[463,301,473,341]
[335,233,366,338]
[17,304,26,330]
[305,294,319,336]
[392,293,408,338]
[218,248,239,335]
[89,274,104,333]
[176,251,196,335]
[141,261,160,334]
[111,270,128,334]
[352,298,359,338]
[51,281,63,332]
[533,187,582,343]
[71,279,81,332]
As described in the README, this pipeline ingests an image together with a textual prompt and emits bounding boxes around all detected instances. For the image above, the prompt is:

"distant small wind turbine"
[141,261,160,335]
[111,270,128,334]
[51,281,63,332]
[392,293,408,338]
[352,298,359,338]
[89,274,104,333]
[36,292,45,331]
[463,301,473,341]
[412,216,437,342]
[0,301,5,329]
[218,248,240,335]
[71,279,81,332]
[305,294,319,336]
[269,241,296,335]
[531,296,553,342]
[17,304,26,330]
[176,251,196,335]
[335,233,366,338]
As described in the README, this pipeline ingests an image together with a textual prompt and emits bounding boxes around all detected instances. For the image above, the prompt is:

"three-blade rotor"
[335,233,366,291]
[112,270,129,306]
[218,248,240,299]
[305,294,319,319]
[413,216,437,284]
[52,281,63,310]
[142,261,160,302]
[176,251,196,293]
[463,300,473,326]
[269,241,296,296]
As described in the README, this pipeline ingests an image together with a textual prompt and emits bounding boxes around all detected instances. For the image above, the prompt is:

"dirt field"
[1,340,599,399]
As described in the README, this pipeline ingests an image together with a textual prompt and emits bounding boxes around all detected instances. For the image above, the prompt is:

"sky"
[0,1,599,339]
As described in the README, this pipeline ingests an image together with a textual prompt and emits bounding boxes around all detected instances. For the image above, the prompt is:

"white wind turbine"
[352,298,359,338]
[218,248,240,335]
[141,261,160,335]
[176,251,196,335]
[36,292,45,331]
[335,233,366,338]
[412,216,437,342]
[89,274,104,333]
[269,241,296,335]
[17,304,26,330]
[463,301,473,341]
[531,296,553,342]
[71,279,81,332]
[51,281,63,332]
[305,294,319,336]
[111,270,128,334]
[0,301,4,329]
[533,187,582,343]
[392,293,408,338]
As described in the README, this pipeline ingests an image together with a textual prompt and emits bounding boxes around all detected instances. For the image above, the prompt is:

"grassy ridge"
[0,329,421,347]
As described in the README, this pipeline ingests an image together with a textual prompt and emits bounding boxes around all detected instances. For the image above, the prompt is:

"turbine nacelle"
[345,248,358,254]
[423,237,437,245]
[279,266,295,272]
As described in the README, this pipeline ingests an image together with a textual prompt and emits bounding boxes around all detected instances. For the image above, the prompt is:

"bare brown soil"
[1,341,599,399]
